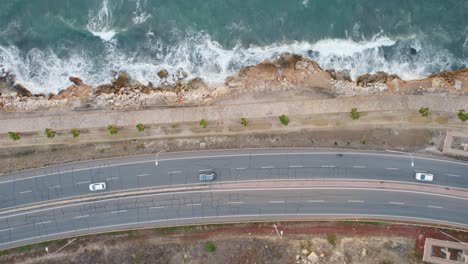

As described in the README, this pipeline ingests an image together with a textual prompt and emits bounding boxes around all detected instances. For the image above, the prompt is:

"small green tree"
[279,115,289,126]
[240,117,248,127]
[45,128,56,139]
[107,125,119,135]
[136,123,145,132]
[350,107,360,120]
[199,118,208,128]
[8,132,20,141]
[419,107,429,117]
[71,128,80,138]
[204,241,216,252]
[457,109,468,122]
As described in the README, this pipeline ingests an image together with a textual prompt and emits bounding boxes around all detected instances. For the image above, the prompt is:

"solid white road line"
[347,200,365,203]
[385,168,399,170]
[136,174,150,177]
[168,171,181,174]
[427,205,444,209]
[186,203,201,206]
[198,169,212,172]
[106,177,119,180]
[288,165,303,168]
[236,168,247,170]
[307,200,325,203]
[269,201,285,203]
[111,210,127,214]
[261,166,275,169]
[321,165,336,168]
[36,221,51,225]
[19,190,32,194]
[353,165,366,168]
[149,206,166,209]
[73,215,89,219]
[228,201,244,204]
[446,174,461,177]
[414,170,427,172]
[0,228,12,232]
[388,202,405,205]
[76,181,91,185]
[48,185,61,189]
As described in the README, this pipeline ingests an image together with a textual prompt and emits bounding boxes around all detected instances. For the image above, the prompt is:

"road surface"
[0,149,466,209]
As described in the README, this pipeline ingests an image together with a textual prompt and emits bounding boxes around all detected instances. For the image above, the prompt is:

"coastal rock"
[157,69,169,79]
[274,53,302,69]
[429,68,468,86]
[95,84,114,95]
[111,72,130,88]
[12,84,32,97]
[307,252,319,263]
[327,69,352,82]
[356,71,399,86]
[52,85,92,101]
[69,76,84,86]
[176,68,188,79]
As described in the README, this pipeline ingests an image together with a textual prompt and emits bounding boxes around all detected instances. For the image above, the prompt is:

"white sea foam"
[87,0,117,41]
[0,31,463,94]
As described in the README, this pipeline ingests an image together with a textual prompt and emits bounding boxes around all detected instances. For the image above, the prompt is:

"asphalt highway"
[0,149,467,209]
[0,187,467,250]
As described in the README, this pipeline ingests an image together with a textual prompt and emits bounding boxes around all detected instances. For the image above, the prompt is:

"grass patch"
[56,239,67,247]
[38,241,50,247]
[155,226,178,234]
[18,245,32,252]
[171,123,179,128]
[339,220,388,226]
[204,241,216,252]
[327,233,337,247]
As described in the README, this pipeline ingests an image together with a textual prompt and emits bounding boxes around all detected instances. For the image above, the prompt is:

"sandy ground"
[1,221,467,264]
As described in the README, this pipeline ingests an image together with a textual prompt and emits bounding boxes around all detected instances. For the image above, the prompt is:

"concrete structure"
[423,238,468,263]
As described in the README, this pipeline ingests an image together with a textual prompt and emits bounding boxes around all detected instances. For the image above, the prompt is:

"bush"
[327,233,337,247]
[107,125,119,135]
[136,123,145,132]
[172,123,179,128]
[199,118,208,128]
[45,128,56,139]
[240,117,248,127]
[71,128,80,138]
[350,107,360,120]
[419,107,429,117]
[204,241,216,252]
[458,109,468,122]
[8,132,20,141]
[279,115,289,126]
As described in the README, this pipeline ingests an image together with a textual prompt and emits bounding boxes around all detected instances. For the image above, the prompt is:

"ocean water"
[0,0,467,93]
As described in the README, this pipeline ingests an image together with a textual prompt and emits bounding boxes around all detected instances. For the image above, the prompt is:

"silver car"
[89,182,107,191]
[199,173,216,181]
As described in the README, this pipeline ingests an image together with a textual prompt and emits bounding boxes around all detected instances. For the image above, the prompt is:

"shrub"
[107,125,119,135]
[279,115,289,126]
[204,241,216,252]
[136,123,145,132]
[8,132,20,141]
[457,109,468,122]
[71,128,80,138]
[172,123,179,128]
[327,233,337,247]
[419,107,429,117]
[240,117,248,127]
[199,118,208,128]
[45,128,56,139]
[350,107,360,120]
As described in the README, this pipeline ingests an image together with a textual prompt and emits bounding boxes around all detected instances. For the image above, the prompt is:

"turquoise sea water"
[0,0,467,93]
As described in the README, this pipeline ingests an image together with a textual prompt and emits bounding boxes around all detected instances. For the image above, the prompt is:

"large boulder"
[0,69,32,97]
[95,84,114,95]
[52,85,92,101]
[157,69,169,79]
[111,72,130,88]
[356,71,398,86]
[13,84,32,97]
[327,69,352,82]
[69,76,84,86]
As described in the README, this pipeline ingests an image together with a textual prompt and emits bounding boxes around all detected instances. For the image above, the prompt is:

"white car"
[415,173,434,182]
[89,182,107,191]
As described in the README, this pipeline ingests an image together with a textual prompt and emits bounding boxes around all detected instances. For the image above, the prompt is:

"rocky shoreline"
[1,53,467,112]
